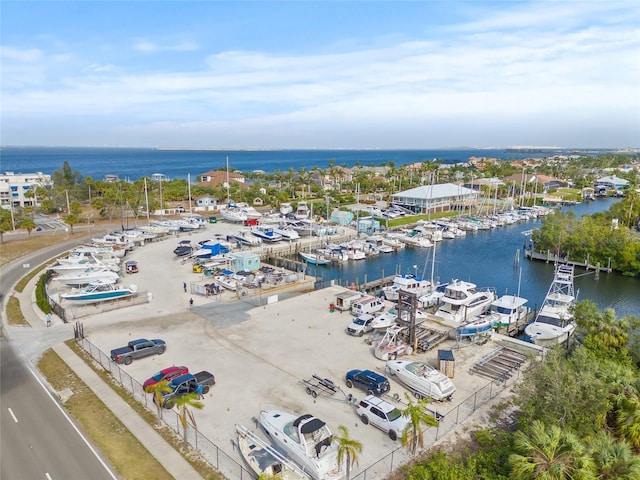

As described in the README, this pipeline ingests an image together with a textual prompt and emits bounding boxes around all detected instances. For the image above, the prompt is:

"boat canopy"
[294,415,326,434]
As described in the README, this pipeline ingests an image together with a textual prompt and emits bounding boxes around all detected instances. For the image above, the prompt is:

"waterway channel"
[310,197,639,318]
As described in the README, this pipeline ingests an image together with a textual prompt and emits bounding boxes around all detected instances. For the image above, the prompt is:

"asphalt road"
[1,338,118,480]
[1,240,119,480]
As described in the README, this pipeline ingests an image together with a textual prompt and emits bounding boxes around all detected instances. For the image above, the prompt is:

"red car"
[143,365,189,392]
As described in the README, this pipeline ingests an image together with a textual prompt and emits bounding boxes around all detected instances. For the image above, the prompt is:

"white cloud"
[0,45,43,62]
[132,38,199,53]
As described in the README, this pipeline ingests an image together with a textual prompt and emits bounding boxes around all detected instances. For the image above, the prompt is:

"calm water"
[1,146,637,316]
[312,197,639,319]
[1,146,584,181]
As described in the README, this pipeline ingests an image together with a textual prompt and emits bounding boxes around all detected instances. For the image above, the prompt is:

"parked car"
[143,365,189,392]
[155,371,216,408]
[346,313,375,336]
[110,338,166,365]
[125,260,138,274]
[345,369,390,396]
[355,395,410,441]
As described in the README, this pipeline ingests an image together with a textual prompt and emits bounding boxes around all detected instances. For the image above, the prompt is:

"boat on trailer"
[235,424,310,479]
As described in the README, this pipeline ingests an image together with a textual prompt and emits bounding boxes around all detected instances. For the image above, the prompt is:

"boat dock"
[524,248,612,275]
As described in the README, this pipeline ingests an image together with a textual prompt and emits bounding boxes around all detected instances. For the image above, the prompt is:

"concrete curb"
[53,342,202,480]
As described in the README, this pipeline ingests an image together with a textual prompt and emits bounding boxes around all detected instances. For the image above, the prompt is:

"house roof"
[596,175,629,185]
[391,183,477,199]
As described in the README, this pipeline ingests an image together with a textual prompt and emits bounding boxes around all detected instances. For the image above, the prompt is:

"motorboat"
[250,225,283,243]
[489,294,530,328]
[235,424,310,480]
[53,269,120,287]
[173,240,193,257]
[456,315,495,338]
[381,274,434,301]
[418,282,448,309]
[434,280,496,325]
[60,281,137,303]
[299,252,330,265]
[220,204,248,223]
[279,203,294,216]
[273,224,300,241]
[294,201,310,219]
[373,324,413,361]
[386,359,456,401]
[258,410,345,480]
[228,228,262,247]
[525,264,577,347]
[213,272,238,291]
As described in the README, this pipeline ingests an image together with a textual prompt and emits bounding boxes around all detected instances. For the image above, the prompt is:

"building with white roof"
[391,183,478,213]
[0,171,53,210]
[595,175,629,191]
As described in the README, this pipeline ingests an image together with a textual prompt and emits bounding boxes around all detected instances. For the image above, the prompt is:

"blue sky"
[1,1,639,149]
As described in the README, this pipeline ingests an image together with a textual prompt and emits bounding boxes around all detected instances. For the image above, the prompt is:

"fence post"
[473,391,478,411]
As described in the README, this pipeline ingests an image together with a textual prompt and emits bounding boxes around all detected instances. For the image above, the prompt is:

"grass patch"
[66,340,223,480]
[37,349,173,480]
[5,295,29,326]
[0,231,89,267]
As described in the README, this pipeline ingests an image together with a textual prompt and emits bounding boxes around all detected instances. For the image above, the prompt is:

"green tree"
[171,393,204,451]
[508,420,595,480]
[19,216,37,238]
[334,424,362,480]
[588,431,640,480]
[400,394,439,455]
[148,379,173,424]
[0,208,14,243]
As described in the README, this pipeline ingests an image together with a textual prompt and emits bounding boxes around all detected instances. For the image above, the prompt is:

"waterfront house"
[595,175,629,192]
[391,183,478,214]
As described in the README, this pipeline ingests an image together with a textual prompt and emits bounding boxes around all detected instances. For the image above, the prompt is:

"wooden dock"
[524,248,612,274]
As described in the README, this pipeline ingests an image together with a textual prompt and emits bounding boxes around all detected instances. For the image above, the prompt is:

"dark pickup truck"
[156,371,216,408]
[110,338,166,365]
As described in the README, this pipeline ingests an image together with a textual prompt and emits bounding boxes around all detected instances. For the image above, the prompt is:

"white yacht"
[434,280,496,324]
[489,294,530,328]
[381,274,434,301]
[525,264,577,347]
[259,410,345,480]
[295,201,310,219]
[220,204,248,223]
[386,359,456,401]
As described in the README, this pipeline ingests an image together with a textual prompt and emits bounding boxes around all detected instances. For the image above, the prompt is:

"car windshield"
[387,408,403,422]
[151,371,164,381]
[354,318,366,325]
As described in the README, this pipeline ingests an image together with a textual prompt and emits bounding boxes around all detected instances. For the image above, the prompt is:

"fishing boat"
[228,228,262,247]
[235,424,310,480]
[273,224,301,241]
[434,280,496,325]
[213,271,238,291]
[250,225,283,243]
[299,252,330,265]
[60,281,137,303]
[489,294,530,328]
[294,201,310,219]
[524,264,577,347]
[456,315,495,337]
[280,202,294,216]
[53,269,120,287]
[258,410,345,480]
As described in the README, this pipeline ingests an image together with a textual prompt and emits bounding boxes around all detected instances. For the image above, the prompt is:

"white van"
[351,296,385,316]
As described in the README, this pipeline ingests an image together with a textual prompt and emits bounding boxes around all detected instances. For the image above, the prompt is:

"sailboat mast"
[188,173,192,214]
[226,156,230,205]
[144,178,150,223]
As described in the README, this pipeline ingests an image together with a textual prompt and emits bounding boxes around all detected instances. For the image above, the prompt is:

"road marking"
[8,407,18,423]
[45,473,53,480]
[26,364,118,480]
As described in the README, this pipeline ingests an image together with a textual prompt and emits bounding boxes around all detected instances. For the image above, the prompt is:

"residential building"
[0,171,52,210]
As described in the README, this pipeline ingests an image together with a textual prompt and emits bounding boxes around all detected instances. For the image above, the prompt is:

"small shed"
[228,251,261,272]
[438,349,455,378]
[335,290,363,311]
[331,209,354,226]
[357,216,381,235]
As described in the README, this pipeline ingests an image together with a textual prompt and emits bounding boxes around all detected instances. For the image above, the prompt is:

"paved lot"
[79,222,523,477]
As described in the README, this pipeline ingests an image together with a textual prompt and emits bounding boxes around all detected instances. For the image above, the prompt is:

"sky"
[1,1,639,149]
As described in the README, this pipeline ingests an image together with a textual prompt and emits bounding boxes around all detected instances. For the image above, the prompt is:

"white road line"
[8,407,18,423]
[45,473,53,480]
[26,364,118,480]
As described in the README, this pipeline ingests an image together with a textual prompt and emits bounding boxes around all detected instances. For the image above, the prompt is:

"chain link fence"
[76,336,251,479]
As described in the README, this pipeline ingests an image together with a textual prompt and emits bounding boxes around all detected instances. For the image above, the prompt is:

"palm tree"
[615,396,640,450]
[400,393,439,456]
[334,424,362,480]
[588,431,640,480]
[172,392,204,451]
[508,420,595,479]
[149,379,173,424]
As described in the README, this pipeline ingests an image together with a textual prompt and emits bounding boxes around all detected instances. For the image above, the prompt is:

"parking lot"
[80,224,522,477]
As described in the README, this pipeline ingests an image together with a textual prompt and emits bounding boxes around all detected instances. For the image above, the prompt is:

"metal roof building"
[391,183,478,213]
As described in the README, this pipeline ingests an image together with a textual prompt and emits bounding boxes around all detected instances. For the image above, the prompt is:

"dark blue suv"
[345,369,390,396]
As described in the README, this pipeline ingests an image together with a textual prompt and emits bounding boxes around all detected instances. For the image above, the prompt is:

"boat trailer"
[299,374,349,402]
[470,348,528,383]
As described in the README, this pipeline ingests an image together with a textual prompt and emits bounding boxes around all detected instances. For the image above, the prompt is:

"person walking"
[45,313,52,327]
[183,282,187,293]
[189,297,194,308]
